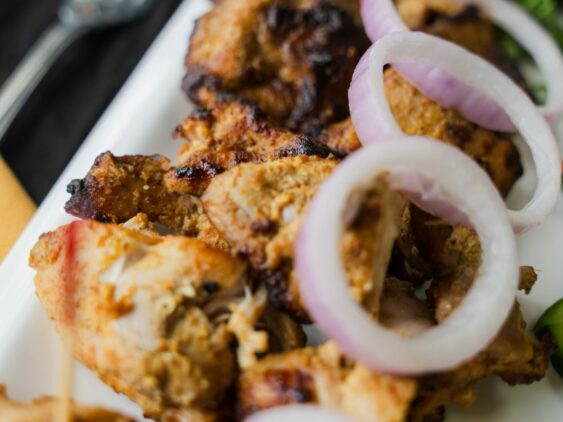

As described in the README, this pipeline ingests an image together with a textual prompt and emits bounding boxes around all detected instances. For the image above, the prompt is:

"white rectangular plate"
[0,0,562,420]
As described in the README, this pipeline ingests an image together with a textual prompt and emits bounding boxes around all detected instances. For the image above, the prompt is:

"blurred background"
[0,0,181,203]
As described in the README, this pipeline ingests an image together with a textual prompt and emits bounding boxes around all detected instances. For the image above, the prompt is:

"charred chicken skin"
[64,151,229,250]
[184,0,367,136]
[170,99,333,195]
[65,99,333,221]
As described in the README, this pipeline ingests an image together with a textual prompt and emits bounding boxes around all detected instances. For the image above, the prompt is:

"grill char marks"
[240,367,316,418]
[184,0,369,135]
[382,68,522,197]
[172,161,225,196]
[169,99,334,195]
[65,96,335,232]
[264,2,368,135]
[261,265,308,323]
[65,152,176,224]
[63,152,211,239]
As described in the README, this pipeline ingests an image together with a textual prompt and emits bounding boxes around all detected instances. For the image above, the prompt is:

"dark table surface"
[0,0,182,203]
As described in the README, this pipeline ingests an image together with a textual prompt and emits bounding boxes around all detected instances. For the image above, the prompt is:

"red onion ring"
[360,0,563,131]
[244,405,355,422]
[296,138,519,375]
[349,32,561,232]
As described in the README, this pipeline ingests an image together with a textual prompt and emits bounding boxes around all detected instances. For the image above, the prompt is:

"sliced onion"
[360,0,563,130]
[296,138,519,375]
[349,32,560,232]
[244,405,355,422]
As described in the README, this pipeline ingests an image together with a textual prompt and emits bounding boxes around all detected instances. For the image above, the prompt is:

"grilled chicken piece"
[320,0,524,195]
[203,156,403,321]
[185,0,526,138]
[65,99,333,233]
[64,152,228,249]
[184,0,368,136]
[322,67,522,196]
[30,220,255,418]
[186,0,524,198]
[65,153,178,224]
[412,301,551,422]
[378,272,548,421]
[237,341,416,422]
[384,68,522,197]
[392,207,550,421]
[203,156,334,321]
[169,99,333,195]
[0,385,134,422]
[430,254,549,390]
[379,277,435,337]
[379,274,548,422]
[379,256,547,421]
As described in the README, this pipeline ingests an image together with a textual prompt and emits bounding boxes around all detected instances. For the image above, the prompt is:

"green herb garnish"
[497,1,562,100]
[513,0,563,49]
[500,1,563,61]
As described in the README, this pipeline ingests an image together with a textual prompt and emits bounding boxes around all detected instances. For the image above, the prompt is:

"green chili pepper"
[534,297,563,377]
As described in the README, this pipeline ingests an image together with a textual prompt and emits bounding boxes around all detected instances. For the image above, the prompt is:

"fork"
[0,0,154,147]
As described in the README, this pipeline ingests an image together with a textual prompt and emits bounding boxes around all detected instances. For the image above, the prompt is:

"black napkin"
[0,0,182,203]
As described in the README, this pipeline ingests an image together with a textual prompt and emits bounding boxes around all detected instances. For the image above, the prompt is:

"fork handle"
[0,23,82,146]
